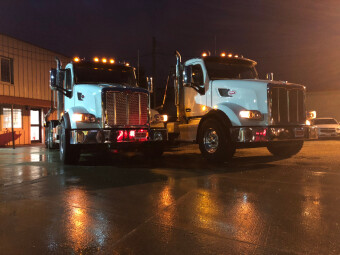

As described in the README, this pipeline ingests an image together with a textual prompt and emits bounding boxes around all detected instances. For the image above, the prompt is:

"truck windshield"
[74,63,137,86]
[204,58,258,80]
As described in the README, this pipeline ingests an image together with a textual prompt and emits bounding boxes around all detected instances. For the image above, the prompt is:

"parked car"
[310,118,340,138]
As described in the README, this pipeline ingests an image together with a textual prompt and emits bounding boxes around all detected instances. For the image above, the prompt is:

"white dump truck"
[157,51,314,162]
[45,57,167,164]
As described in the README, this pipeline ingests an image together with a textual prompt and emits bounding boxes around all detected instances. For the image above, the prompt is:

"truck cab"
[46,57,167,164]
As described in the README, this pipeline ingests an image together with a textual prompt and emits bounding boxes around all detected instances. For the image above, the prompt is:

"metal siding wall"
[0,34,70,102]
[0,34,70,146]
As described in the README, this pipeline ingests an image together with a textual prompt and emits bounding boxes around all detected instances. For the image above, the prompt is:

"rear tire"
[47,125,54,149]
[267,141,304,158]
[198,118,235,162]
[60,120,80,164]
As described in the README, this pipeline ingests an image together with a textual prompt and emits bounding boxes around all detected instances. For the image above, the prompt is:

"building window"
[3,108,22,128]
[0,57,14,84]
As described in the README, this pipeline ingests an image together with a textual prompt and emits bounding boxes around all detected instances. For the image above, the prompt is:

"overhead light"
[109,59,115,64]
[125,63,130,66]
[228,53,233,58]
[220,52,226,57]
[102,58,107,63]
[73,57,80,62]
[202,52,208,57]
[94,57,99,62]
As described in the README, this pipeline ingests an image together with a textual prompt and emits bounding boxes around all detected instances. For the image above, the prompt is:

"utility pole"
[152,37,156,108]
[137,49,140,85]
[11,104,15,149]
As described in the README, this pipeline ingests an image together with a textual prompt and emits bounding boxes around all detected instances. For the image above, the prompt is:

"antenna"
[137,49,140,85]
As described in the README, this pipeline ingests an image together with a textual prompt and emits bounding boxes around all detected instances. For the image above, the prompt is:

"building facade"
[0,33,69,146]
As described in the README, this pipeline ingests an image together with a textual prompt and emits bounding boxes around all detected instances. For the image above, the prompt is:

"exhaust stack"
[175,51,185,121]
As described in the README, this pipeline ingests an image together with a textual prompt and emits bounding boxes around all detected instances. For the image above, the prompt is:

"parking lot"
[1,140,340,254]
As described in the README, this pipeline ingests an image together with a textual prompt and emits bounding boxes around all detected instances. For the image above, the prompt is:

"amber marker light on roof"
[102,58,107,63]
[220,52,226,57]
[109,59,115,64]
[73,57,80,62]
[228,53,233,57]
[94,57,99,62]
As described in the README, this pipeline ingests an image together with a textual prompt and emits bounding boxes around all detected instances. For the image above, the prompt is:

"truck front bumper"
[69,127,167,146]
[231,125,318,144]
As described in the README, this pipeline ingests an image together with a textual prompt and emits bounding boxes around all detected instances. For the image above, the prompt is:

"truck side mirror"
[147,77,153,93]
[183,66,193,87]
[49,69,57,90]
[266,72,274,80]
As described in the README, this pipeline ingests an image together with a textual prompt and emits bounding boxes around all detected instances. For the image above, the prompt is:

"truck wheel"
[60,120,79,164]
[45,127,49,148]
[198,118,235,162]
[267,141,303,158]
[47,125,54,149]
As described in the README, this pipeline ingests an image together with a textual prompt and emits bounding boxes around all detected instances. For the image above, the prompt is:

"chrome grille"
[268,85,306,125]
[105,91,148,126]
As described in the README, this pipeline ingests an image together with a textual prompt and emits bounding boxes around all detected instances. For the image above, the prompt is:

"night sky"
[1,0,340,92]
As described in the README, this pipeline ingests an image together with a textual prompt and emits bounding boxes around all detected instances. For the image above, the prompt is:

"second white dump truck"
[157,51,314,162]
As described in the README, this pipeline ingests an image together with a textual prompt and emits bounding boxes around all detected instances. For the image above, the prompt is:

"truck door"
[63,68,74,111]
[184,63,207,118]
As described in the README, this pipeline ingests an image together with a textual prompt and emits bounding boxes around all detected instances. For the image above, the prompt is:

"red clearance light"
[129,130,135,138]
[117,130,124,142]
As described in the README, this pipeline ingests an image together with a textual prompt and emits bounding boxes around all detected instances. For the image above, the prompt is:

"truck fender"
[61,112,71,129]
[196,109,233,142]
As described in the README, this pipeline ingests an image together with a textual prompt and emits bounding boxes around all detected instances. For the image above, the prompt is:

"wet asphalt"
[0,140,340,255]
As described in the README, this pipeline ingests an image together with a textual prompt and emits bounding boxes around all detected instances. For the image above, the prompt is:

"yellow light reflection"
[158,180,175,243]
[230,193,259,244]
[301,179,321,235]
[63,188,108,252]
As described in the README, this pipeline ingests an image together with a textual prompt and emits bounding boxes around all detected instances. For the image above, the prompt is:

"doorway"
[30,109,41,142]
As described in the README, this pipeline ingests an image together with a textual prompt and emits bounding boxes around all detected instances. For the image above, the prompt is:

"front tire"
[60,120,79,164]
[198,118,235,162]
[267,141,304,158]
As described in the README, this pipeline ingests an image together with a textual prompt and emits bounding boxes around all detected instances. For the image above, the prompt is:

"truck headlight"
[239,110,262,120]
[72,113,97,123]
[153,114,168,122]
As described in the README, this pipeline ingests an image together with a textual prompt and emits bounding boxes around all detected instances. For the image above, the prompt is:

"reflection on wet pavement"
[0,141,340,254]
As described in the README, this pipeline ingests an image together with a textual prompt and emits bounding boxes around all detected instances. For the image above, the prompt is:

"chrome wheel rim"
[203,128,219,154]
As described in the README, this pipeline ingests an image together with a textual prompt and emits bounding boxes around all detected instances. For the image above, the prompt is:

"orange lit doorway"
[30,109,41,142]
